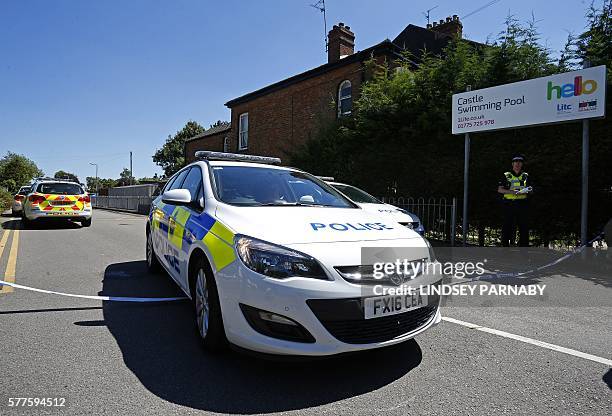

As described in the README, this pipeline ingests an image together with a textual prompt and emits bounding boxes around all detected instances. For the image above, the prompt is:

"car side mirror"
[162,189,192,206]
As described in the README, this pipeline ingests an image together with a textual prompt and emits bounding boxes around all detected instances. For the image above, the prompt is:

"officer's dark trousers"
[502,200,529,247]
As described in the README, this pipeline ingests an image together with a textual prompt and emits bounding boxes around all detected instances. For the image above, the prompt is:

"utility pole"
[89,162,99,195]
[129,151,133,185]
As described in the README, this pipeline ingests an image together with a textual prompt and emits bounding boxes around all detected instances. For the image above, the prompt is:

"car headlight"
[401,221,421,230]
[235,235,328,280]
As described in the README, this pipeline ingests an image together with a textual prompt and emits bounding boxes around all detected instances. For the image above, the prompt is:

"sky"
[0,0,601,183]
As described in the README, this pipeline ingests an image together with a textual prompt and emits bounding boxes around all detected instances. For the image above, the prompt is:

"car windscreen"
[36,183,83,195]
[211,166,354,208]
[18,187,31,195]
[332,184,381,204]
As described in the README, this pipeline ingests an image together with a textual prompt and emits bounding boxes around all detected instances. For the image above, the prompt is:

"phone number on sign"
[8,398,66,407]
[457,119,495,129]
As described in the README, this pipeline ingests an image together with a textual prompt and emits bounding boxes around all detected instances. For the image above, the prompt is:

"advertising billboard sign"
[452,65,607,134]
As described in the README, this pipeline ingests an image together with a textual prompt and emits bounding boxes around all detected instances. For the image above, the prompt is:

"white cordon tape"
[0,280,187,303]
[450,233,604,285]
[0,234,604,299]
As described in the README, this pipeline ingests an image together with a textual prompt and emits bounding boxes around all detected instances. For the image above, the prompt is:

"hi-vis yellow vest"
[504,171,528,200]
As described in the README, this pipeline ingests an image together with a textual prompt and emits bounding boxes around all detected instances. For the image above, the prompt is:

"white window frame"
[337,80,352,117]
[238,113,249,150]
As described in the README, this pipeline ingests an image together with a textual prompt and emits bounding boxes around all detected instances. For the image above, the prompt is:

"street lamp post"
[89,162,99,196]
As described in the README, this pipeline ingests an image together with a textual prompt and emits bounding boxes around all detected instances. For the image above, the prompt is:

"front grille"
[335,261,426,285]
[307,296,439,344]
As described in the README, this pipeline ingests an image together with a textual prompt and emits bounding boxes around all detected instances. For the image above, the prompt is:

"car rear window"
[36,183,83,195]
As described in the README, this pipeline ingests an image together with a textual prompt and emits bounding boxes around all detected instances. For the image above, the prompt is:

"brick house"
[184,121,231,163]
[185,16,464,163]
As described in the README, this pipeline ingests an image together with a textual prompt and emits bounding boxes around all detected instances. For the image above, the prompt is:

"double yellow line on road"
[0,224,20,294]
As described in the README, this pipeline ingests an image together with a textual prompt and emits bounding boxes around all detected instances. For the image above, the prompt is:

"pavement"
[0,209,610,415]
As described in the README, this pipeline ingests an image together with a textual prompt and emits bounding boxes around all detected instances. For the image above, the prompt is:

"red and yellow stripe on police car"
[32,194,88,214]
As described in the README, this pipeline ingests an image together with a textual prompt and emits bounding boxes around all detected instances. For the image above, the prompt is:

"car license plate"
[364,293,428,319]
[51,201,72,206]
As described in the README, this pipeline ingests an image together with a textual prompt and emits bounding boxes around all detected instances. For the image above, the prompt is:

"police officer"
[498,154,532,247]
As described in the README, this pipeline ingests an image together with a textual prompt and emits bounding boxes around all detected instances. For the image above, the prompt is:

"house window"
[223,136,230,152]
[338,80,352,117]
[238,113,248,150]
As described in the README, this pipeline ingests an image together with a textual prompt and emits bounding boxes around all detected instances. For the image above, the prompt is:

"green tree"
[153,121,205,176]
[116,168,136,186]
[54,170,79,182]
[86,177,116,193]
[291,10,612,245]
[0,152,43,193]
[209,120,226,129]
[574,0,611,75]
[0,188,12,211]
[137,173,162,183]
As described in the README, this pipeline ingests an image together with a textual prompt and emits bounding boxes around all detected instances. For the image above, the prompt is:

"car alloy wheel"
[195,269,210,339]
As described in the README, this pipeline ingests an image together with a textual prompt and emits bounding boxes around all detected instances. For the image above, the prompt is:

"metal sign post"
[581,61,591,246]
[581,119,589,245]
[462,85,471,246]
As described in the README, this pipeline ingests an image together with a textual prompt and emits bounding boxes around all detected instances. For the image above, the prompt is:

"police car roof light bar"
[34,177,79,183]
[195,151,282,165]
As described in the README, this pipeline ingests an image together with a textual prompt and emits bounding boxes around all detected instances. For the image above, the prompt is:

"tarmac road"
[0,209,610,415]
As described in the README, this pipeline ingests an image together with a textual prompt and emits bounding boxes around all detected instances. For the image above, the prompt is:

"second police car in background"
[322,179,425,235]
[146,151,442,356]
[21,178,93,227]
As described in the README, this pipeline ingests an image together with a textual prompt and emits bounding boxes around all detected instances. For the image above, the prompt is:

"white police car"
[323,179,425,235]
[146,151,442,356]
[22,178,92,227]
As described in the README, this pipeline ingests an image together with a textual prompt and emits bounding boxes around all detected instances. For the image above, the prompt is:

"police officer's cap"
[512,154,525,162]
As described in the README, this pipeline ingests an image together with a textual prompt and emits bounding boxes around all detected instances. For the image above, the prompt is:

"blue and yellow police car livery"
[146,151,442,356]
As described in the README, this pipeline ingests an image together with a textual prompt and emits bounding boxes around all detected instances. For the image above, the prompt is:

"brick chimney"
[328,22,355,63]
[427,15,462,38]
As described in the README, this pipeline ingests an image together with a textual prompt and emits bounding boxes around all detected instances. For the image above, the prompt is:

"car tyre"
[193,257,226,352]
[146,229,161,273]
[81,218,92,227]
[21,214,31,228]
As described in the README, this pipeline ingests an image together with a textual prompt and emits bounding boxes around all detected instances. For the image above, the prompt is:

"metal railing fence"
[92,195,153,214]
[381,196,458,245]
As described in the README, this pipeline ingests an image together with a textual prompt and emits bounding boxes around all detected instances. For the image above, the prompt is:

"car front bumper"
[216,261,442,356]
